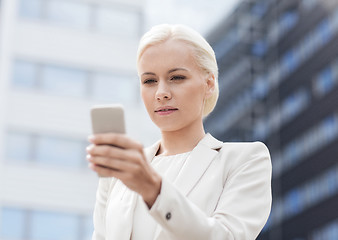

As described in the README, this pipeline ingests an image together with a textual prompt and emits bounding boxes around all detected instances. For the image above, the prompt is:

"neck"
[158,121,206,156]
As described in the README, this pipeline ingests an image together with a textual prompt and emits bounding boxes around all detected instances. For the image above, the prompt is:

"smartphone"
[90,104,126,134]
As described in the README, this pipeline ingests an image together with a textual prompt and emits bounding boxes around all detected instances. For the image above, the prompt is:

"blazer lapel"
[173,133,223,196]
[145,134,223,196]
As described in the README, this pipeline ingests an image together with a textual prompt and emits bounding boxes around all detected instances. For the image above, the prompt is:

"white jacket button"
[165,212,171,220]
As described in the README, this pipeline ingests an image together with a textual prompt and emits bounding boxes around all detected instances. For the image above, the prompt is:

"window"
[279,10,299,33]
[91,73,136,103]
[12,60,38,89]
[251,39,267,57]
[311,220,338,240]
[4,130,87,168]
[45,0,91,30]
[220,58,250,91]
[281,49,298,74]
[281,89,310,123]
[0,207,93,240]
[31,211,79,240]
[35,136,85,167]
[41,65,88,97]
[320,115,338,142]
[253,117,268,140]
[11,59,138,102]
[317,19,333,45]
[17,0,142,38]
[271,11,338,88]
[251,2,268,18]
[81,216,94,239]
[284,189,302,217]
[18,0,43,19]
[95,7,140,37]
[0,207,26,239]
[324,169,338,196]
[283,141,300,168]
[280,113,338,174]
[5,131,33,162]
[313,67,334,97]
[252,75,269,99]
[214,28,238,60]
[278,164,338,224]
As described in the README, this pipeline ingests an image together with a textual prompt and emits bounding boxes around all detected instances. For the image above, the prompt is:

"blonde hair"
[137,24,219,117]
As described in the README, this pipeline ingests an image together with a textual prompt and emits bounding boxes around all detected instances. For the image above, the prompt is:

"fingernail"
[88,135,96,142]
[86,145,93,152]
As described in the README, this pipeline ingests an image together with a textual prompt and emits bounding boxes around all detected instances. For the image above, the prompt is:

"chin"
[154,122,182,133]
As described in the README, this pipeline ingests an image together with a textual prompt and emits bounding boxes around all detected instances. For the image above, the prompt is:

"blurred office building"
[205,0,338,239]
[0,0,160,239]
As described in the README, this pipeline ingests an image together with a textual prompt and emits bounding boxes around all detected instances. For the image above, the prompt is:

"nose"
[155,81,171,101]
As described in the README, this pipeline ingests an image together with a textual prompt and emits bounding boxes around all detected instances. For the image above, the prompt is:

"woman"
[86,24,272,240]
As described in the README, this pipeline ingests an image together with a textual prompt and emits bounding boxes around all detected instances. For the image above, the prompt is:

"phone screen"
[90,105,126,134]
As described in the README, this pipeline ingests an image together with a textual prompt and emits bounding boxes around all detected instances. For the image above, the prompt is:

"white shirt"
[131,152,191,240]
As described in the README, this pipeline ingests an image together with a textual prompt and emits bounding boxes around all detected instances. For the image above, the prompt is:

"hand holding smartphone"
[89,104,126,176]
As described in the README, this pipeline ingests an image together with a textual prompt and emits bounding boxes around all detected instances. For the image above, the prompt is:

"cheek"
[188,83,206,102]
[181,85,206,113]
[141,87,153,107]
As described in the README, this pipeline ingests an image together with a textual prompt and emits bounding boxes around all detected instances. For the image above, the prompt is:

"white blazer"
[92,133,272,240]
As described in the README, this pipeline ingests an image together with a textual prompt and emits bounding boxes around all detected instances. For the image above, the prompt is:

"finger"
[87,145,143,163]
[89,162,135,179]
[88,133,143,151]
[89,163,117,177]
[87,155,134,171]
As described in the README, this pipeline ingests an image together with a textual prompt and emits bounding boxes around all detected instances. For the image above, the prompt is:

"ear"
[205,73,215,99]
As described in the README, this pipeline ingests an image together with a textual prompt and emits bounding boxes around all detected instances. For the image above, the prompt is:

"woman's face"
[138,39,214,132]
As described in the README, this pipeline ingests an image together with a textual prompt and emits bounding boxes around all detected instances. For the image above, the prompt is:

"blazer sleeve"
[92,177,116,240]
[149,142,272,240]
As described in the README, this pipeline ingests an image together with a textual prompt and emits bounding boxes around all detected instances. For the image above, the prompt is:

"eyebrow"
[168,68,188,74]
[141,68,188,76]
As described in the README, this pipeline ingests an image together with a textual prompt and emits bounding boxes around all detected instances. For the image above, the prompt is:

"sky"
[145,0,241,36]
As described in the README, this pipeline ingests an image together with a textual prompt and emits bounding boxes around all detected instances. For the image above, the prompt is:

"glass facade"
[41,65,88,97]
[35,136,86,167]
[18,0,142,38]
[18,0,43,19]
[45,0,91,30]
[5,131,87,168]
[271,163,338,225]
[0,207,93,240]
[31,211,79,240]
[313,59,338,97]
[11,59,137,102]
[205,1,338,239]
[92,72,136,103]
[1,0,144,239]
[0,207,26,239]
[95,7,140,37]
[311,219,338,240]
[12,60,38,89]
[5,131,33,162]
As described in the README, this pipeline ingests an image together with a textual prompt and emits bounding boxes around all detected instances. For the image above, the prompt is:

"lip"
[155,106,178,115]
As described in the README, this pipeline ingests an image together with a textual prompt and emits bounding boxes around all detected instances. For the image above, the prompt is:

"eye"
[170,75,186,81]
[143,79,157,84]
